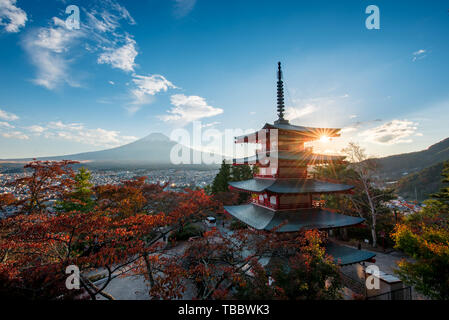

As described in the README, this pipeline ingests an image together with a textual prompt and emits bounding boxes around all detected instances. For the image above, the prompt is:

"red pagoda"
[224,62,375,265]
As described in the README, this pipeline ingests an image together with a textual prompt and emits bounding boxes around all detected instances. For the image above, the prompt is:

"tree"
[146,227,342,300]
[10,160,78,214]
[234,230,342,300]
[392,161,449,299]
[316,143,395,247]
[0,161,216,300]
[211,160,231,194]
[56,167,95,213]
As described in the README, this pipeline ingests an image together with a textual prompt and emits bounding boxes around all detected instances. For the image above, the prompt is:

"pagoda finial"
[275,61,289,125]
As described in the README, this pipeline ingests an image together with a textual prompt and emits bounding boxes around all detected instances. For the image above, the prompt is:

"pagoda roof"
[263,122,341,136]
[326,242,376,266]
[229,178,354,194]
[224,204,364,232]
[262,243,375,268]
[234,123,341,142]
[233,150,346,165]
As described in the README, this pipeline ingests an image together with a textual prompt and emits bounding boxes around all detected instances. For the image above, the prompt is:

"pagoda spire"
[275,62,289,125]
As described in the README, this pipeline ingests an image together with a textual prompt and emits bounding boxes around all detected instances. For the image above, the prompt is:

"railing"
[366,287,412,300]
[339,271,366,296]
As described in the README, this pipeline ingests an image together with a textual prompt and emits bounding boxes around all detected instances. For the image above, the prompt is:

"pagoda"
[224,62,375,266]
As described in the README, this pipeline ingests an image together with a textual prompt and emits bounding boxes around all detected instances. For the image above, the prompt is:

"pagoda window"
[270,196,277,205]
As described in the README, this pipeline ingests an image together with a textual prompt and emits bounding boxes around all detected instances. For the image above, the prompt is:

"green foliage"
[431,161,449,207]
[210,160,255,204]
[393,162,449,299]
[396,162,445,201]
[211,160,231,194]
[55,167,95,213]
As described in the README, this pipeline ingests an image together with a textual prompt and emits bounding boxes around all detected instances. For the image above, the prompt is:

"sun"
[319,135,331,143]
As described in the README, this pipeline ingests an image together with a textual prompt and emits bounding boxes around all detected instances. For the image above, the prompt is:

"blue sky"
[0,0,448,159]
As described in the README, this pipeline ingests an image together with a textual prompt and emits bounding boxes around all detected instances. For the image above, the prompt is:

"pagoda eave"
[228,178,354,195]
[232,152,346,167]
[224,204,365,233]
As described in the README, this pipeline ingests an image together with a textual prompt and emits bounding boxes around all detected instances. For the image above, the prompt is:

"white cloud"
[24,1,138,89]
[38,121,137,147]
[0,0,27,33]
[0,108,19,121]
[0,121,14,128]
[1,131,29,140]
[129,74,177,108]
[26,125,46,134]
[98,36,138,72]
[359,120,419,145]
[412,49,427,62]
[174,0,197,18]
[340,126,358,133]
[23,17,84,89]
[285,104,317,120]
[160,94,223,125]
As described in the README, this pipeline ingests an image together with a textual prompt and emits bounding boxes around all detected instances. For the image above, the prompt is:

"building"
[224,62,376,266]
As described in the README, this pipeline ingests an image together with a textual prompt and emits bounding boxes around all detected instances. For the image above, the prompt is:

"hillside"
[395,161,445,201]
[375,137,449,180]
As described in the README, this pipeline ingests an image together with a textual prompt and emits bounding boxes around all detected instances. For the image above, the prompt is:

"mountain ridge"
[0,133,221,169]
[374,137,449,180]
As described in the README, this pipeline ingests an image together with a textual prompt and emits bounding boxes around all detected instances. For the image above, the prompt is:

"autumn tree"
[9,160,78,214]
[234,230,342,300]
[392,161,449,299]
[145,227,342,300]
[0,161,216,300]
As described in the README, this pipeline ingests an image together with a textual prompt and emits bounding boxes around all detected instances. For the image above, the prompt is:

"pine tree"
[431,161,449,206]
[211,160,231,194]
[56,167,95,213]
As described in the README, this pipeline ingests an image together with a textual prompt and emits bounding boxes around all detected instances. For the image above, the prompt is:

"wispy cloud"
[24,121,138,148]
[0,108,19,121]
[160,94,223,125]
[22,17,85,89]
[0,121,15,128]
[1,131,29,140]
[359,120,419,145]
[412,49,427,62]
[0,0,27,33]
[173,0,197,18]
[23,1,138,89]
[285,104,317,120]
